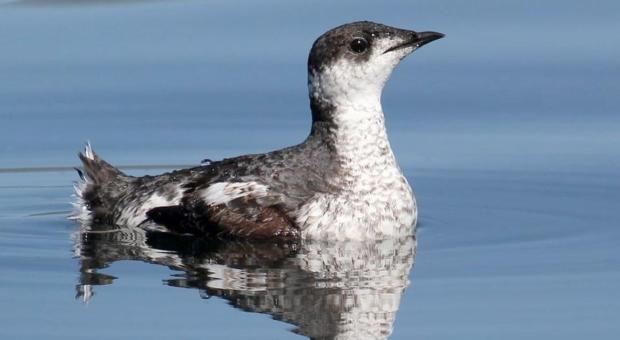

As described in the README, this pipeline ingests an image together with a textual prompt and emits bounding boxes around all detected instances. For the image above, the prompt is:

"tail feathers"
[78,142,126,185]
[72,143,130,223]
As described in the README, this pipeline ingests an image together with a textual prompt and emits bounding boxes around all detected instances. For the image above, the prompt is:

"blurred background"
[0,1,618,340]
[1,0,617,173]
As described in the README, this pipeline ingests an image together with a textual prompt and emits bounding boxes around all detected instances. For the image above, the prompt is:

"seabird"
[73,21,444,240]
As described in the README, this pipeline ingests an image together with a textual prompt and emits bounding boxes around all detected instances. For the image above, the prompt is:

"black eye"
[349,38,369,54]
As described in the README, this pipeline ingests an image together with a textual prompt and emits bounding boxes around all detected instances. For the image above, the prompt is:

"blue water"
[1,0,619,339]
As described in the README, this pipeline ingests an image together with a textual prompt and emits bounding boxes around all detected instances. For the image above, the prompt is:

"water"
[1,0,619,339]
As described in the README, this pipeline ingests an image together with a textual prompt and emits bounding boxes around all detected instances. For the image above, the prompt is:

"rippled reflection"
[74,224,416,339]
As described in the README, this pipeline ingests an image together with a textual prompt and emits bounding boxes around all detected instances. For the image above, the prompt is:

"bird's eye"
[349,38,369,54]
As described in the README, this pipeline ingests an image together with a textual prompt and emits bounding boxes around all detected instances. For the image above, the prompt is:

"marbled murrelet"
[72,21,444,240]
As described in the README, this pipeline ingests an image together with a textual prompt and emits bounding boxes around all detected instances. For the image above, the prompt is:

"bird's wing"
[146,179,299,239]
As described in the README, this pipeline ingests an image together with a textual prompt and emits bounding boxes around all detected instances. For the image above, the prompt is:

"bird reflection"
[74,224,416,339]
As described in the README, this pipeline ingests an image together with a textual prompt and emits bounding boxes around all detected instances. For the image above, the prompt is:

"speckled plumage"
[72,21,444,240]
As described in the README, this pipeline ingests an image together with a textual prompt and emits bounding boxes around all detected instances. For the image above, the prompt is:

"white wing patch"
[202,181,269,206]
[118,189,184,228]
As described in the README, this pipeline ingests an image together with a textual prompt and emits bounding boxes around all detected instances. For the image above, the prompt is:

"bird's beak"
[384,31,445,54]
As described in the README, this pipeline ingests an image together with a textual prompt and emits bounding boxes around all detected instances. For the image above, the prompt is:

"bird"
[72,21,444,240]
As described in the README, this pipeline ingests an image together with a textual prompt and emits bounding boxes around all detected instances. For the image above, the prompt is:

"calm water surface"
[1,1,619,339]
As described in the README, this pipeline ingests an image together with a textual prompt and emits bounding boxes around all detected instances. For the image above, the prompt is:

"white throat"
[309,61,391,115]
[308,57,397,163]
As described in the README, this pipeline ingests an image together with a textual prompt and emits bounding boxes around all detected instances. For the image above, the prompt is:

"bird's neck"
[308,100,397,171]
[307,66,398,174]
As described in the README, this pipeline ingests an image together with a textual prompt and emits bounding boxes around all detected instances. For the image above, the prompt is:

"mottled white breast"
[295,108,417,240]
[297,181,416,240]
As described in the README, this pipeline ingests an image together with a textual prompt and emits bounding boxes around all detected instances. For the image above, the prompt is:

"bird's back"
[74,136,336,238]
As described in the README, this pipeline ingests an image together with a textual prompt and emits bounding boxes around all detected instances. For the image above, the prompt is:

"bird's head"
[308,21,444,123]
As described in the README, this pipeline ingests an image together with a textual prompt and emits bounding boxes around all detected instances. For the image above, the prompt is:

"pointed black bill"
[384,31,445,54]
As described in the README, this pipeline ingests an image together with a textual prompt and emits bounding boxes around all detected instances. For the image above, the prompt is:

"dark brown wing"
[146,186,299,240]
[206,203,298,239]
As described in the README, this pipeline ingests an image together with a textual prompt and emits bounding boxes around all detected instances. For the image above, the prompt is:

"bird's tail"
[77,142,125,185]
[71,142,130,223]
